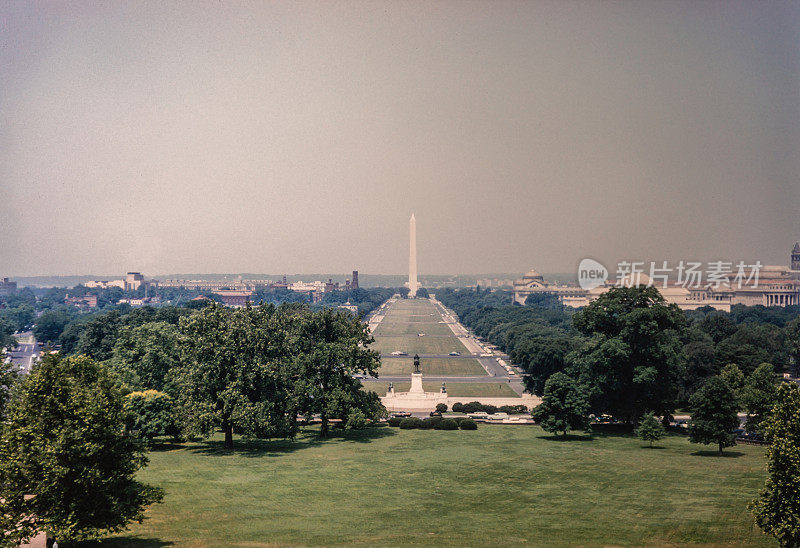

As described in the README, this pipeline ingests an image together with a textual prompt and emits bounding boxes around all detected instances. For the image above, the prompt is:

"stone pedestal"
[409,372,424,394]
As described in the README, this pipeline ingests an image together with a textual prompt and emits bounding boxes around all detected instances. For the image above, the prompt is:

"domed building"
[512,268,587,305]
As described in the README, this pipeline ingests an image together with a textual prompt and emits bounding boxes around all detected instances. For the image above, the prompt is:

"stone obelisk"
[408,214,418,298]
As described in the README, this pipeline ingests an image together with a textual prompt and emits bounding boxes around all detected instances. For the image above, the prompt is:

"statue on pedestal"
[441,382,446,394]
[413,354,421,373]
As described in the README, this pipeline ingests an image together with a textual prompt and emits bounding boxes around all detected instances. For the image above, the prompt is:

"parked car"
[449,351,461,356]
[392,412,411,418]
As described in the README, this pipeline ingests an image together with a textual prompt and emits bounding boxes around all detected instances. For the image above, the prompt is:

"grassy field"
[378,357,487,376]
[363,381,524,398]
[372,335,470,355]
[373,319,455,337]
[107,427,773,547]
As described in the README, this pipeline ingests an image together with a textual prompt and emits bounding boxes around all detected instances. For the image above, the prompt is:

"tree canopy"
[0,354,163,545]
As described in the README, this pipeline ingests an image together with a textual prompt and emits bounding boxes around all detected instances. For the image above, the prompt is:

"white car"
[390,351,407,356]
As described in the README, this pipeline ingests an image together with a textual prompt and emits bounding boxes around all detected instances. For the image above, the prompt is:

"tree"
[532,372,590,438]
[0,314,17,349]
[0,354,162,545]
[108,321,181,393]
[568,286,686,423]
[636,412,666,448]
[750,383,800,546]
[719,363,745,404]
[517,336,575,396]
[292,307,383,437]
[177,303,297,450]
[688,375,740,455]
[742,363,778,434]
[75,310,123,361]
[0,349,18,421]
[124,390,179,444]
[435,403,448,413]
[32,308,74,345]
[785,316,800,376]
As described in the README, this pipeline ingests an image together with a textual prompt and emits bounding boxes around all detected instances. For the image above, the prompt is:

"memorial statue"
[413,354,421,373]
[441,382,447,394]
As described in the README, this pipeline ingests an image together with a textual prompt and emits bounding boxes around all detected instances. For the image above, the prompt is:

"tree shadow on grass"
[691,450,745,458]
[70,537,172,547]
[149,442,188,452]
[640,445,666,450]
[192,425,397,458]
[537,434,594,442]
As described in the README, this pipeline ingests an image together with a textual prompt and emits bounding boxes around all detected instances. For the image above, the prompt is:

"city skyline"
[2,2,799,276]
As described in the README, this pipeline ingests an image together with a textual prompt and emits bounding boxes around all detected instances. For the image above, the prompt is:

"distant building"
[351,270,359,289]
[338,301,359,313]
[0,278,17,296]
[214,290,253,307]
[65,294,98,308]
[125,272,145,291]
[86,271,153,291]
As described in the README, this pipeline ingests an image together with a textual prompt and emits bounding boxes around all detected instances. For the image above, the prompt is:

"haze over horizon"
[2,2,799,277]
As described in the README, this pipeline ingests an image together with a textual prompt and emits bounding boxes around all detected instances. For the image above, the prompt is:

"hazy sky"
[2,1,798,277]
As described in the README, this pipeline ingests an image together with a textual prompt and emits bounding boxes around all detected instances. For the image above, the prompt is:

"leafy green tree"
[108,321,181,393]
[750,383,800,546]
[0,314,17,349]
[435,403,448,413]
[688,375,740,455]
[532,372,590,438]
[517,336,575,396]
[33,308,74,345]
[124,390,179,444]
[292,307,383,437]
[719,363,745,404]
[75,310,123,361]
[568,286,686,423]
[0,349,18,421]
[636,412,666,448]
[785,316,800,376]
[742,363,778,434]
[1,304,35,332]
[0,354,163,545]
[345,408,368,430]
[177,303,297,450]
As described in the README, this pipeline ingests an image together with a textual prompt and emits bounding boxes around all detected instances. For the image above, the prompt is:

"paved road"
[7,331,40,374]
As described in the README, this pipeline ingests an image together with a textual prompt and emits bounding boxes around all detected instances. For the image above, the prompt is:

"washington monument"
[408,214,419,298]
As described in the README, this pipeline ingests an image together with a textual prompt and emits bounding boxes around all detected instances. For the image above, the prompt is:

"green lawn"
[378,357,486,376]
[371,298,471,356]
[363,381,521,398]
[108,427,773,547]
[373,319,455,337]
[372,335,470,355]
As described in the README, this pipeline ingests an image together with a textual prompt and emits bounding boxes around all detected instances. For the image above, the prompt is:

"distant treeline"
[0,286,402,352]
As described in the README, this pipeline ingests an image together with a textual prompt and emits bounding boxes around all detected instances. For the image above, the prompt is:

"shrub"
[345,409,368,430]
[434,418,459,430]
[499,405,528,414]
[452,402,465,413]
[463,401,484,413]
[459,418,478,430]
[435,403,448,413]
[387,417,403,427]
[399,417,422,429]
[419,417,435,429]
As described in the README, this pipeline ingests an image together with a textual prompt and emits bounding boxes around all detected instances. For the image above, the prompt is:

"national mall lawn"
[108,426,774,547]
